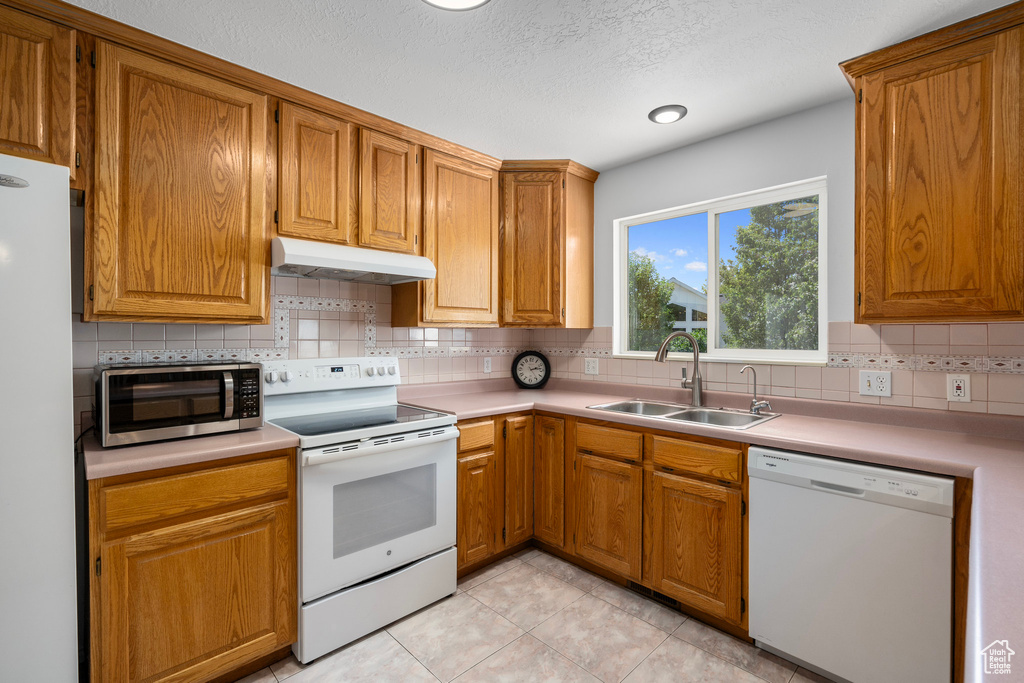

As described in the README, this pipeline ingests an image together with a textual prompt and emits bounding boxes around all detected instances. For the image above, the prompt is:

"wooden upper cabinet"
[278,101,357,244]
[842,10,1024,322]
[89,42,270,323]
[391,149,500,327]
[500,160,597,328]
[645,470,742,624]
[574,452,642,581]
[503,415,534,547]
[0,6,75,176]
[359,128,420,254]
[533,415,566,549]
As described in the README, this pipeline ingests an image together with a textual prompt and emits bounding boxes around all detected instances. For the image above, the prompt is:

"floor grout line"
[384,628,444,682]
[616,631,670,683]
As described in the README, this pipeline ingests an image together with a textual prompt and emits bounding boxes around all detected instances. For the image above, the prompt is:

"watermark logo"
[981,640,1015,675]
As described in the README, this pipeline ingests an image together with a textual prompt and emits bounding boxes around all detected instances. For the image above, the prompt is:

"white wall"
[592,98,855,327]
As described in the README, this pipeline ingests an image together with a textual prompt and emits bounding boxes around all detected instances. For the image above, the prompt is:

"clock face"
[512,351,550,389]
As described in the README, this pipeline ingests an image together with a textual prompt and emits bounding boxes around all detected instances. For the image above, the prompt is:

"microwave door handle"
[222,371,234,419]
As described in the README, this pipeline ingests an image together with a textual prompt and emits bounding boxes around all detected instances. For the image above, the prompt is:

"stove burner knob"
[388,366,396,375]
[265,370,279,384]
[365,367,375,377]
[282,371,295,382]
[377,367,387,376]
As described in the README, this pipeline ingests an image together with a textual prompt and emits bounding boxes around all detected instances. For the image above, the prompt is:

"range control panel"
[262,357,400,395]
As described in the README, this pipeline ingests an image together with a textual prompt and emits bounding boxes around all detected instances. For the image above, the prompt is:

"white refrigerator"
[0,153,79,680]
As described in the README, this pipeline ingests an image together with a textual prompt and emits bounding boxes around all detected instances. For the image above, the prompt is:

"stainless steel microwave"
[94,363,263,447]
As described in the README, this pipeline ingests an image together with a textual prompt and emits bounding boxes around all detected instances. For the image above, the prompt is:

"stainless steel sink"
[588,400,688,417]
[587,400,778,430]
[665,407,778,429]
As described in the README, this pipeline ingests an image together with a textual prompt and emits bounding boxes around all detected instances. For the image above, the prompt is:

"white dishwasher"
[748,446,954,683]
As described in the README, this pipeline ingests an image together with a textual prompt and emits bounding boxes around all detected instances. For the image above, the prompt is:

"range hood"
[271,237,436,285]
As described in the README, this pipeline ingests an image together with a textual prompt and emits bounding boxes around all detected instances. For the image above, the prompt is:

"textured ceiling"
[67,0,1009,171]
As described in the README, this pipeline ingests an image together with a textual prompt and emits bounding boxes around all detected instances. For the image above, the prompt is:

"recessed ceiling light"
[648,105,688,124]
[422,0,492,10]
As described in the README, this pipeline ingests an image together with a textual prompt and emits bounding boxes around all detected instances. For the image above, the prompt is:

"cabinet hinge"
[95,556,101,576]
[90,51,96,68]
[275,109,280,124]
[741,597,746,614]
[561,308,565,318]
[416,153,419,164]
[75,151,81,169]
[274,210,279,224]
[75,45,81,63]
[573,533,576,545]
[88,285,94,301]
[503,425,507,438]
[415,235,418,245]
[858,89,863,103]
[562,178,565,188]
[857,291,862,306]
[502,527,506,542]
[741,500,746,516]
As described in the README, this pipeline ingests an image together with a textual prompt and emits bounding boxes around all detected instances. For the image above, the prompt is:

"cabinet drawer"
[99,456,291,534]
[650,435,742,483]
[458,420,494,453]
[576,422,642,463]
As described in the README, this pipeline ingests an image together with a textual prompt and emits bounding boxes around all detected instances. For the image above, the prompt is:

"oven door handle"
[303,427,460,467]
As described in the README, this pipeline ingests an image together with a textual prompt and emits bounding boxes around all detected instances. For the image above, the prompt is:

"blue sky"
[628,208,749,290]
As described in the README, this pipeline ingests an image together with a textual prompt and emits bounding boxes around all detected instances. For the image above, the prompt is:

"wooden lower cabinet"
[533,415,566,548]
[503,415,534,546]
[644,470,743,623]
[573,452,643,581]
[457,449,499,567]
[89,450,296,683]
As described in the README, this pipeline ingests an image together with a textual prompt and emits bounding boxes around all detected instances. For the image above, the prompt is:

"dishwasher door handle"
[810,480,866,497]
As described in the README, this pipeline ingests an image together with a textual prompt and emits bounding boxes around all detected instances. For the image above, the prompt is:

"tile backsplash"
[70,277,1024,433]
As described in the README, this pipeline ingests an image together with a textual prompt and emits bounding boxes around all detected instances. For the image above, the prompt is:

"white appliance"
[264,357,458,663]
[271,236,437,284]
[748,447,954,683]
[0,154,78,679]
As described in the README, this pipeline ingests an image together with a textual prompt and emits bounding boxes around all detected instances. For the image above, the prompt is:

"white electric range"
[263,357,459,663]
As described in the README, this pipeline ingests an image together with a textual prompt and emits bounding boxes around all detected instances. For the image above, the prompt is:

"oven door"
[299,426,458,603]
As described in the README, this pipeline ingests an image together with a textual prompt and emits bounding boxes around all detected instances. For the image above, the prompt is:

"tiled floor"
[238,549,832,683]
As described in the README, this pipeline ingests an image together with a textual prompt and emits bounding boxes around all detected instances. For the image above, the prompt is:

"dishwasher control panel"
[750,449,954,508]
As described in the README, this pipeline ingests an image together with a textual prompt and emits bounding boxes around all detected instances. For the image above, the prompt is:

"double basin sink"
[587,400,778,430]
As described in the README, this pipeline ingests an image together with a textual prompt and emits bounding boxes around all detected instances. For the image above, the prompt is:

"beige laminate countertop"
[82,423,300,480]
[399,378,1024,683]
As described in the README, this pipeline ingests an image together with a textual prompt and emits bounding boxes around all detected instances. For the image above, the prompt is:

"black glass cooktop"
[269,404,448,437]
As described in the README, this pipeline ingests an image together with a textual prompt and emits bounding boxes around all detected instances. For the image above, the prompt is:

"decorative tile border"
[827,353,1024,373]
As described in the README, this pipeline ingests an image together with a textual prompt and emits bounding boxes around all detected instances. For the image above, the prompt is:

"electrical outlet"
[947,374,971,402]
[858,370,891,397]
[483,357,492,373]
[585,358,599,375]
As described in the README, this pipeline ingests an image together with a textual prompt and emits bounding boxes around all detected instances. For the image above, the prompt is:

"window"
[613,177,827,364]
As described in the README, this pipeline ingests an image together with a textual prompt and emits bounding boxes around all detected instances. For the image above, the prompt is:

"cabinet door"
[99,501,295,682]
[501,171,564,325]
[422,149,499,324]
[645,471,742,624]
[279,102,357,244]
[360,128,420,254]
[534,415,565,548]
[457,450,498,568]
[0,6,75,176]
[91,42,269,323]
[503,415,534,547]
[858,28,1024,321]
[574,453,642,580]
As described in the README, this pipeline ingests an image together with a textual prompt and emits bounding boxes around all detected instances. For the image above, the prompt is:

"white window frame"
[612,176,828,365]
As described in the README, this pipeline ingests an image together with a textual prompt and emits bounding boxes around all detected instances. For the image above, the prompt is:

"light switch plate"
[858,370,891,397]
[585,358,599,375]
[947,374,971,402]
[483,357,492,373]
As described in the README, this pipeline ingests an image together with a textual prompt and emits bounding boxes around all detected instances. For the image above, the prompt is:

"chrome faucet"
[654,331,703,407]
[740,365,772,414]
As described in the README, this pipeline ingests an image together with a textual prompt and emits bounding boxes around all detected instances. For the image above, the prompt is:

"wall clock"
[511,350,550,389]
